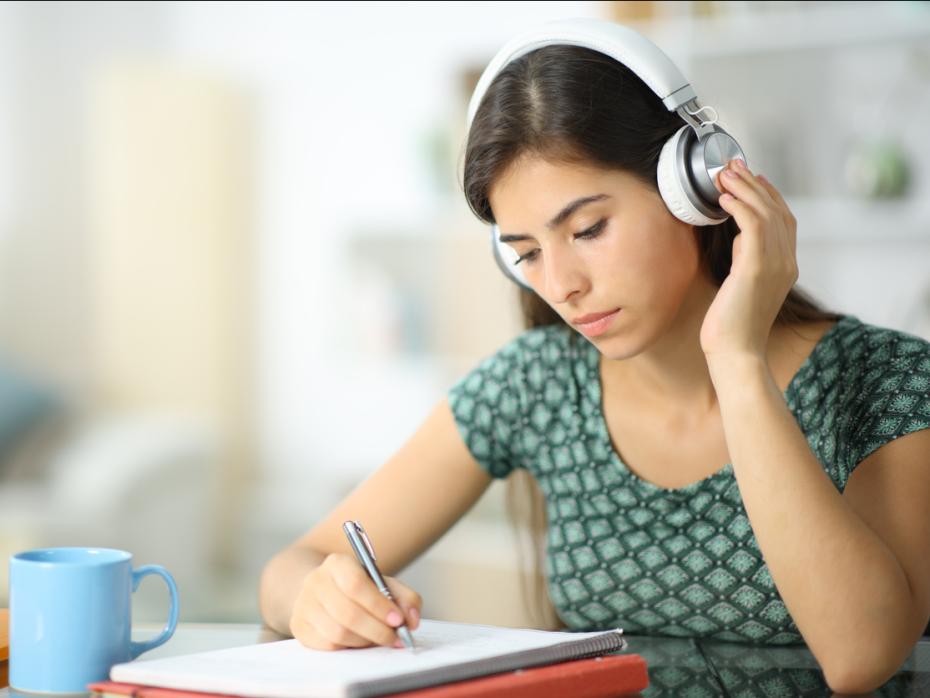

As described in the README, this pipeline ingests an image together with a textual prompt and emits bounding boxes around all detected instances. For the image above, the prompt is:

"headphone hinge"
[677,100,718,139]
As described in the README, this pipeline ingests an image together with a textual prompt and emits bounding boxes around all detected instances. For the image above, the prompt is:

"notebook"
[109,619,630,698]
[91,653,648,698]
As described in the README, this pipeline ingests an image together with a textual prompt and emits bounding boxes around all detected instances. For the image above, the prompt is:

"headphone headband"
[467,17,697,129]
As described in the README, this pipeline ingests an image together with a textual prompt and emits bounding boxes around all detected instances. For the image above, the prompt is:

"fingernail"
[409,607,420,627]
[722,169,736,178]
[393,639,404,649]
[387,611,402,627]
[733,158,746,170]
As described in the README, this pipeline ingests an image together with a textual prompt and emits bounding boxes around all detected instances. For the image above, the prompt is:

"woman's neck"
[599,280,719,416]
[598,280,836,419]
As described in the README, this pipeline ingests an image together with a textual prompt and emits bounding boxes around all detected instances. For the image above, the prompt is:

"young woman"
[259,21,930,694]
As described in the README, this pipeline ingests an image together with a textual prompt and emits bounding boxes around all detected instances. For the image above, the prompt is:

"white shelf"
[637,2,930,60]
[789,196,930,243]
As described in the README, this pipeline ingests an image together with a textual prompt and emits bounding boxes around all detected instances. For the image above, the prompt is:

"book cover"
[1,608,8,662]
[1,607,8,688]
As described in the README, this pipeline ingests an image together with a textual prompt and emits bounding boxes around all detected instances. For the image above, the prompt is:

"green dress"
[448,315,930,644]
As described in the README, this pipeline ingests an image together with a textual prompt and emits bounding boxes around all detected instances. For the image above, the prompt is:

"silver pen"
[342,520,416,649]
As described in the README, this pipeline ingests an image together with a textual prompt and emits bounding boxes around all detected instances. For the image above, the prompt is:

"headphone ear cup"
[657,125,727,227]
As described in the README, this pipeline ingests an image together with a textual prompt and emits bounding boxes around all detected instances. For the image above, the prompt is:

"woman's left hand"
[699,158,799,361]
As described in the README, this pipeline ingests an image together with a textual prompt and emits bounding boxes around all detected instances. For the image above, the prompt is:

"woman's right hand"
[289,552,423,650]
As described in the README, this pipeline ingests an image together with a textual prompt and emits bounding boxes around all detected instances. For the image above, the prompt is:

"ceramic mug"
[9,547,179,693]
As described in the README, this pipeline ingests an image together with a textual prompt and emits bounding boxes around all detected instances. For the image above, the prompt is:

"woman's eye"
[514,219,606,266]
[514,249,540,266]
[575,219,607,240]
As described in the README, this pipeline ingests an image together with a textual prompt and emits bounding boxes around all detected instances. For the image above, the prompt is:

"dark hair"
[461,45,841,629]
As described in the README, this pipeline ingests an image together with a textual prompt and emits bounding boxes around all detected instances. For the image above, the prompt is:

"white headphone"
[466,17,746,289]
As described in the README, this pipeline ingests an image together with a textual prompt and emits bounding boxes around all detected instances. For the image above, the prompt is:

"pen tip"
[397,626,416,649]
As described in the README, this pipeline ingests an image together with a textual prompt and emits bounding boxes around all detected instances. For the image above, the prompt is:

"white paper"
[110,619,620,698]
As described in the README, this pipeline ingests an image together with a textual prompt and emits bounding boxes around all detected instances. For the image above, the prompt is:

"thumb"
[385,576,423,630]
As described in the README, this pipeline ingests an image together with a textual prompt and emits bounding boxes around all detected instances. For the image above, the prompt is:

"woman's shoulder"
[800,314,930,421]
[814,314,930,372]
[804,315,930,484]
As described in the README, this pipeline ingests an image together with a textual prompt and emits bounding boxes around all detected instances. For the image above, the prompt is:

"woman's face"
[488,154,709,360]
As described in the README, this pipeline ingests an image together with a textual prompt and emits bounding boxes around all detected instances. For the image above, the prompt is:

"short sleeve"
[842,327,930,484]
[447,336,531,479]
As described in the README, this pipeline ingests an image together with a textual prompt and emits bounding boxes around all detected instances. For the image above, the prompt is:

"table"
[621,633,930,697]
[2,623,928,697]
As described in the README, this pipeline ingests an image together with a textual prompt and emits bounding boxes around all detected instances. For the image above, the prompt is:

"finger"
[757,175,798,243]
[290,615,339,651]
[719,165,776,219]
[386,577,423,630]
[308,590,380,648]
[731,159,777,199]
[718,194,764,263]
[755,174,788,209]
[753,174,797,257]
[327,555,406,628]
[319,576,400,647]
[291,605,368,650]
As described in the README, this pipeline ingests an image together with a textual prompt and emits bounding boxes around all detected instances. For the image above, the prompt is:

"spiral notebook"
[109,620,629,698]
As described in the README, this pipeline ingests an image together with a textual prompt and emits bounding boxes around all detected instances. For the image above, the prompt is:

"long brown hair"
[462,44,841,629]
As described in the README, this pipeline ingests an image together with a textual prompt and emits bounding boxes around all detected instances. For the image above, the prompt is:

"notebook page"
[111,619,622,698]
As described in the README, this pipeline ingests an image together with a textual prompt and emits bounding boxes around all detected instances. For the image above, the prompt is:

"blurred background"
[1,0,929,628]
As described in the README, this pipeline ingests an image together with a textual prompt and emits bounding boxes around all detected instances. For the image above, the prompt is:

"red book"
[1,609,8,662]
[89,654,648,698]
[1,608,8,689]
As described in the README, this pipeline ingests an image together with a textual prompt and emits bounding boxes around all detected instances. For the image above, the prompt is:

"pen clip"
[351,520,378,562]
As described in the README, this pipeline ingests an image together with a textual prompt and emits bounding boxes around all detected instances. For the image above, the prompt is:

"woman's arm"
[702,159,930,693]
[259,397,493,638]
[709,355,930,694]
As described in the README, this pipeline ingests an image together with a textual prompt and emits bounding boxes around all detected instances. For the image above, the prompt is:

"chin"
[582,330,645,362]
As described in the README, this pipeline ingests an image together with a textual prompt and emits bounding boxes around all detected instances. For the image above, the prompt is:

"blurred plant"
[844,138,910,198]
[844,44,930,199]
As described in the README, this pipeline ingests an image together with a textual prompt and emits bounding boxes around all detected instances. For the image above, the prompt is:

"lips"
[572,308,621,326]
[571,308,621,338]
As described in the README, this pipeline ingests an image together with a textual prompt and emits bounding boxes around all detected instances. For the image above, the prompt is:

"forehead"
[489,155,644,222]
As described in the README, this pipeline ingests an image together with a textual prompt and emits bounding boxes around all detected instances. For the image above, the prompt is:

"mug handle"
[129,564,180,659]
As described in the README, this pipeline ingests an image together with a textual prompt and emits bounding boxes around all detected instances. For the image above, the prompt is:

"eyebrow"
[497,194,610,243]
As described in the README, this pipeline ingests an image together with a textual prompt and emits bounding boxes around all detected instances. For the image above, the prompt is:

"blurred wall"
[0,1,928,624]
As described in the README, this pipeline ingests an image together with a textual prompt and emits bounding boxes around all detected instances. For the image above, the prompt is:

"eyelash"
[514,219,607,266]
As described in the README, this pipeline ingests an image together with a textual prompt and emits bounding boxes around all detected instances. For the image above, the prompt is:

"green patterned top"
[448,314,930,644]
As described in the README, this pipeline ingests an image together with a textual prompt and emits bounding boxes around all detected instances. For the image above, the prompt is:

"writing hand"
[289,553,422,651]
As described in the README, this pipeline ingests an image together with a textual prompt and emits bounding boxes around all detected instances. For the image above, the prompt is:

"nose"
[540,245,587,305]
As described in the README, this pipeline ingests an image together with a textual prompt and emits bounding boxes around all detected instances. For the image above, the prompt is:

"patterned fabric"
[448,315,930,644]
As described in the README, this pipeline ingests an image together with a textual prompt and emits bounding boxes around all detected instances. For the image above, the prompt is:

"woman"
[259,23,930,695]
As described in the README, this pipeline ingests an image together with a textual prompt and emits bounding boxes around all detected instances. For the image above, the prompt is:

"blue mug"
[9,547,179,693]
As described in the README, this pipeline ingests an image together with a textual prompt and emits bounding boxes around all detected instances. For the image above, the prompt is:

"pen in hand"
[342,520,416,649]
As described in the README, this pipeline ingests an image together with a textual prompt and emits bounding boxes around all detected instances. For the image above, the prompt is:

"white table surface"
[129,622,284,660]
[2,623,283,696]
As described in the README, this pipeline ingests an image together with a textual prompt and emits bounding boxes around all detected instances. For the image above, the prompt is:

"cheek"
[591,223,700,297]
